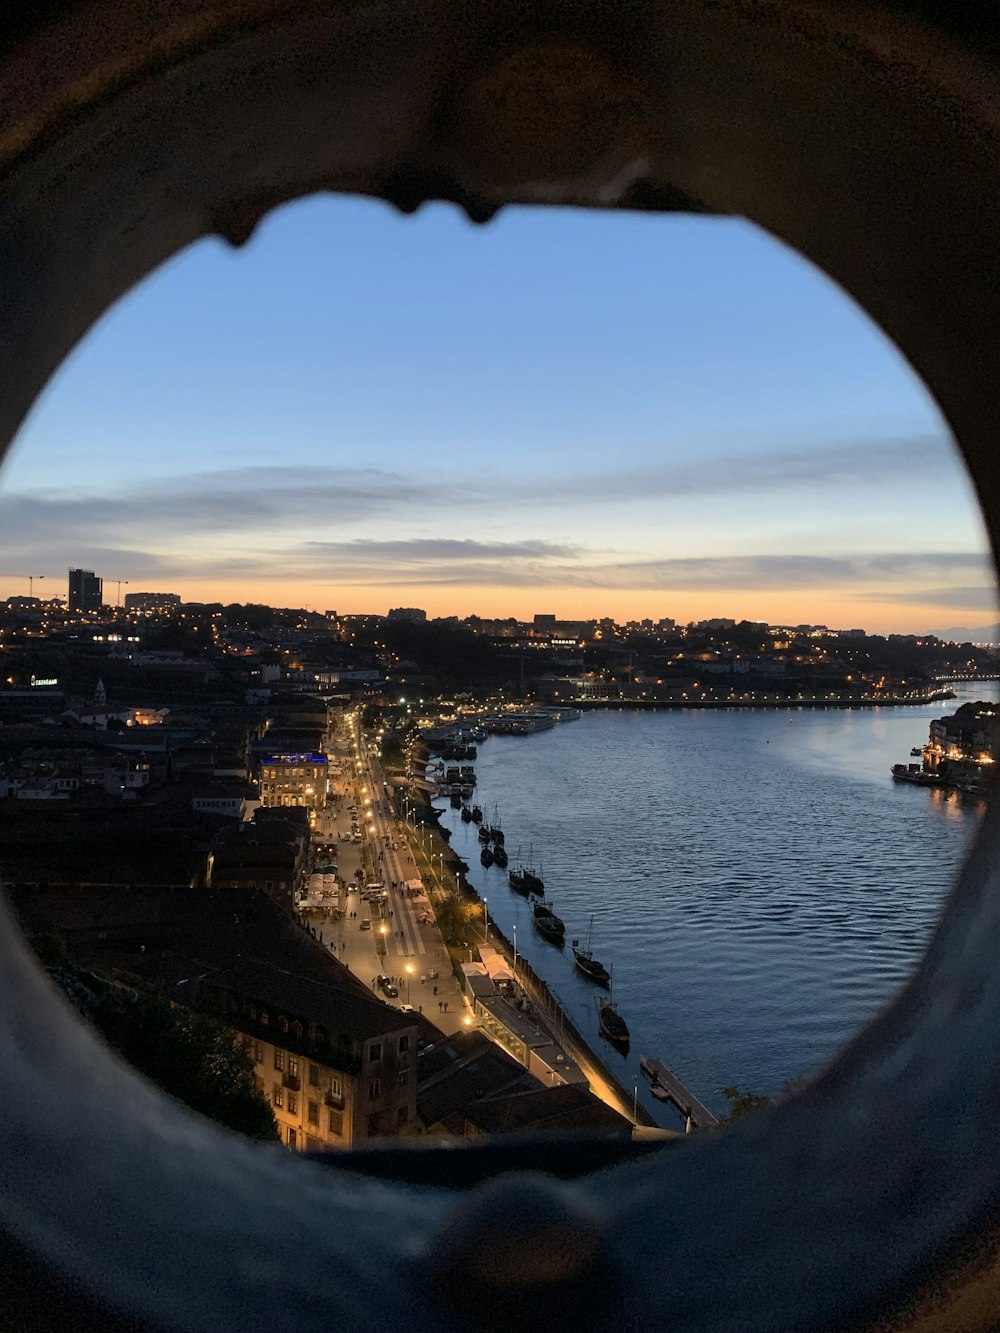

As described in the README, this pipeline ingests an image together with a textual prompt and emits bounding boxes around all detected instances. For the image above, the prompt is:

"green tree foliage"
[89,986,279,1142]
[720,1085,773,1122]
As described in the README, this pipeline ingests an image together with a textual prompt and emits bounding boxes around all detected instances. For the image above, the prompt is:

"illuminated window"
[273,1084,283,1108]
[274,1050,284,1072]
[288,1093,298,1115]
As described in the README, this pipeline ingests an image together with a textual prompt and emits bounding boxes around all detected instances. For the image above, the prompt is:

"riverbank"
[392,783,657,1128]
[575,690,956,711]
[431,694,989,1117]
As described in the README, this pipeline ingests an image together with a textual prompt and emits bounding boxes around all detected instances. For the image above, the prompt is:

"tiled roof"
[464,1084,632,1138]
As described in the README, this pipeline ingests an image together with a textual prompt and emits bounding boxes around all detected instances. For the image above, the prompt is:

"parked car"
[377,975,399,998]
[360,919,371,931]
[399,1004,415,1014]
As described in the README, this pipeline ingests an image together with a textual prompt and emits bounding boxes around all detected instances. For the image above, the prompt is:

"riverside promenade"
[575,688,956,711]
[395,788,661,1131]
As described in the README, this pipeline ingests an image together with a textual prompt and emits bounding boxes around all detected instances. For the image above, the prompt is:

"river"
[431,685,993,1128]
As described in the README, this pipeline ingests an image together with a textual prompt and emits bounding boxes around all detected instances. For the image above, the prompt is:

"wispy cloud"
[861,585,999,610]
[0,432,960,557]
[226,542,992,595]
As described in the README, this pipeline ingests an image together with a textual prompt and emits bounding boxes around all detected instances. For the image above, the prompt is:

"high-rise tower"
[68,568,103,613]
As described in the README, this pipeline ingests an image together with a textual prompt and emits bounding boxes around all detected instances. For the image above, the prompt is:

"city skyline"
[0,195,993,633]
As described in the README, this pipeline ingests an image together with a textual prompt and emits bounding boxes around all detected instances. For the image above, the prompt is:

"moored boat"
[493,844,509,868]
[481,845,494,867]
[531,896,565,944]
[460,805,473,822]
[598,996,629,1048]
[892,763,943,785]
[572,915,610,986]
[470,805,483,823]
[508,867,530,895]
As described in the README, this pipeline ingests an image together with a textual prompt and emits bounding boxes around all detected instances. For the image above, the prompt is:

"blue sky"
[0,194,992,630]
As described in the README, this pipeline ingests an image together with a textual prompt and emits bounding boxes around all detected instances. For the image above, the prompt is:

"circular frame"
[1,2,1000,1329]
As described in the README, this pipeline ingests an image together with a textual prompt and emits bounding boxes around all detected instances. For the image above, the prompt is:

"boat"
[531,896,565,944]
[480,846,494,867]
[891,763,943,785]
[493,844,509,868]
[478,824,491,842]
[488,804,505,845]
[518,843,544,895]
[460,805,473,822]
[508,869,529,894]
[522,864,544,895]
[598,996,629,1048]
[650,1082,671,1102]
[910,746,924,757]
[470,805,483,823]
[450,790,462,808]
[571,916,610,986]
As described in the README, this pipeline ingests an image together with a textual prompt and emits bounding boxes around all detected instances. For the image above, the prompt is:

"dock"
[643,1058,718,1130]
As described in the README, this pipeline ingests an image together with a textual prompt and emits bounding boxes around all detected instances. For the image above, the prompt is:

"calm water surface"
[433,686,992,1127]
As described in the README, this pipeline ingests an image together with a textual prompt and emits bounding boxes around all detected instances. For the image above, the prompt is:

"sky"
[0,195,994,633]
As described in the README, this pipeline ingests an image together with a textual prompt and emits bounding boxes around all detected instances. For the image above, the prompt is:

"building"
[123,591,181,611]
[11,884,422,1150]
[387,607,427,624]
[207,816,310,907]
[68,568,102,613]
[258,753,328,809]
[195,957,419,1148]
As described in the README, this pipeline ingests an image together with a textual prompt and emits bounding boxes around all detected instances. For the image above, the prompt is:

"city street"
[310,713,467,1032]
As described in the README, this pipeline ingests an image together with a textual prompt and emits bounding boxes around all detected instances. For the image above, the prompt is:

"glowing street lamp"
[405,962,414,1003]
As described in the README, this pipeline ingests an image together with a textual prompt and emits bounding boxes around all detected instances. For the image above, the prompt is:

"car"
[424,969,438,979]
[399,1003,415,1014]
[359,919,371,931]
[351,833,362,843]
[377,975,399,998]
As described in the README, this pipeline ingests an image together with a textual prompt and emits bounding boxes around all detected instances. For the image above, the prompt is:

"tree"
[720,1086,773,1122]
[89,986,279,1142]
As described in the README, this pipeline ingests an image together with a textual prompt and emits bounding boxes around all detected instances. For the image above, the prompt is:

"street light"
[483,898,489,942]
[405,963,414,1004]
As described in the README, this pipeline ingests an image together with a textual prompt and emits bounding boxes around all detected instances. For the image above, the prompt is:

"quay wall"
[481,916,658,1128]
[574,691,955,712]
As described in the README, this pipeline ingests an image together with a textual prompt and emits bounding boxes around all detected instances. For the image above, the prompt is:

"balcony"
[324,1088,343,1108]
[282,1074,300,1092]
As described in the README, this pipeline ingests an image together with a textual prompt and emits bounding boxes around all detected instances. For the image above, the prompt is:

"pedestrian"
[418,1005,422,1013]
[433,985,437,995]
[438,1001,442,1011]
[444,1001,448,1012]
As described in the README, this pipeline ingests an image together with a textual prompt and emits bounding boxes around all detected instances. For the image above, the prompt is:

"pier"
[642,1059,718,1130]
